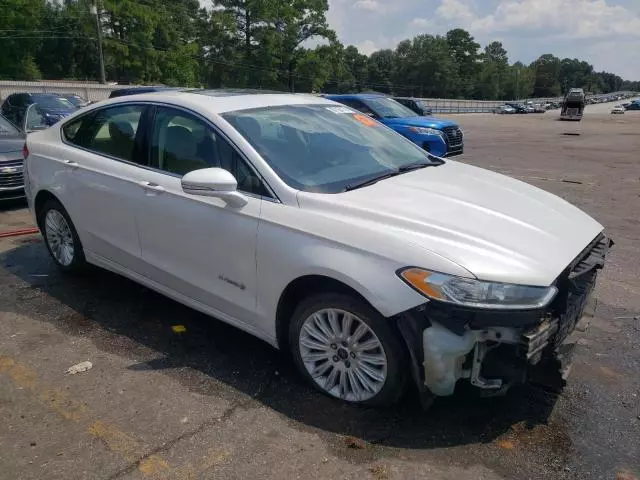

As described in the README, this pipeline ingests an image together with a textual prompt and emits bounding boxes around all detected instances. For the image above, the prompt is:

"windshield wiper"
[344,160,444,192]
[344,171,400,191]
[397,160,443,172]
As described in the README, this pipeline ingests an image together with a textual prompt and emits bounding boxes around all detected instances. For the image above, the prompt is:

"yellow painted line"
[0,356,172,479]
[173,447,232,480]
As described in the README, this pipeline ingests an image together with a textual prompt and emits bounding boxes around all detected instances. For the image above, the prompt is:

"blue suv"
[322,94,464,157]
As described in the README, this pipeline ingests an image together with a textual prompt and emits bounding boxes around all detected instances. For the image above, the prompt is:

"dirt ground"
[0,102,639,480]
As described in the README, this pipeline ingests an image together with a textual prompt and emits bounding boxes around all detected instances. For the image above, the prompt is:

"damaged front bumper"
[397,234,612,401]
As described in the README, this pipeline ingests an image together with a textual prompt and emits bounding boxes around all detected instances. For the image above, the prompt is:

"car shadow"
[1,240,564,450]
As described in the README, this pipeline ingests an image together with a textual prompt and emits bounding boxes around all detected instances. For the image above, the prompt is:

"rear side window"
[62,105,145,163]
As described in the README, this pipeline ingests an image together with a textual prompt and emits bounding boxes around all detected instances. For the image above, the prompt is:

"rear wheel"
[38,199,86,272]
[289,292,407,406]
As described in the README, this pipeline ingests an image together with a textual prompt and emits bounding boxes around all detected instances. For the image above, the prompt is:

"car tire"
[289,292,407,406]
[38,198,86,272]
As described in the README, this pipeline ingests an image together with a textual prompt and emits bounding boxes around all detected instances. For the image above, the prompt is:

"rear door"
[60,104,150,270]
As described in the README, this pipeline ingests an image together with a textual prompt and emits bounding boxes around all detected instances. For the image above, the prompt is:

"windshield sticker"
[352,114,378,127]
[326,106,355,114]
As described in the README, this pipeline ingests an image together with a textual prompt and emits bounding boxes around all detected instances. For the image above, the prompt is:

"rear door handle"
[139,181,165,193]
[63,160,79,168]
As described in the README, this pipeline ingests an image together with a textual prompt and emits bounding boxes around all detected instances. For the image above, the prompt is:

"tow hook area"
[422,323,520,396]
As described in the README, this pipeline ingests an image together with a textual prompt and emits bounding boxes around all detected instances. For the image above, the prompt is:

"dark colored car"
[0,114,26,200]
[61,93,91,108]
[1,93,77,131]
[505,102,528,114]
[393,97,433,116]
[624,101,640,111]
[109,86,182,98]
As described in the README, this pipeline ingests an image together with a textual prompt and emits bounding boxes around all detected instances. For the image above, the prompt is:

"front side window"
[151,107,268,196]
[62,105,145,163]
[338,99,375,116]
[223,104,438,193]
[362,97,418,118]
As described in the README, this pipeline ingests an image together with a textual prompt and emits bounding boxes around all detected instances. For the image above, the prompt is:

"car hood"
[297,161,603,286]
[380,116,458,129]
[0,136,24,154]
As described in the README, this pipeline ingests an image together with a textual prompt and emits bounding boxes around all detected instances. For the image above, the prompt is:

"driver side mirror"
[181,168,248,207]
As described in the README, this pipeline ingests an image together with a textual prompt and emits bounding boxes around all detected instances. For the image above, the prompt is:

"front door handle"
[139,181,165,193]
[63,160,79,168]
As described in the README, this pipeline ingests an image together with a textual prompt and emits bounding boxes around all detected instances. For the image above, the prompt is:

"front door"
[59,104,149,270]
[134,106,268,330]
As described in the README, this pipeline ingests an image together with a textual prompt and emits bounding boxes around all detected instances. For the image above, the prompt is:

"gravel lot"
[0,103,638,480]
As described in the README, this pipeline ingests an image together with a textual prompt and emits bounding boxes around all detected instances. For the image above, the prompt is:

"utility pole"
[91,1,106,84]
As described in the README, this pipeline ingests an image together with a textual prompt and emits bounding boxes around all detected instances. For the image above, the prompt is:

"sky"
[326,0,640,80]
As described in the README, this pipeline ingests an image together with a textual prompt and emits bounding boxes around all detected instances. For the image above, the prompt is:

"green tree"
[265,0,335,90]
[476,41,509,99]
[445,28,480,98]
[393,35,457,98]
[0,0,46,79]
[532,53,561,97]
[367,49,394,93]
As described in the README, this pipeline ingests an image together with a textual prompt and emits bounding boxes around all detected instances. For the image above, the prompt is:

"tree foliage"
[0,0,637,98]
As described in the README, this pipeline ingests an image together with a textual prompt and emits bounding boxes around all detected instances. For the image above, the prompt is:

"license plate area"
[521,270,596,362]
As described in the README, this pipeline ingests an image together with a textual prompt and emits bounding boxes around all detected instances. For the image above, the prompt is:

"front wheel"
[289,292,407,406]
[38,198,86,272]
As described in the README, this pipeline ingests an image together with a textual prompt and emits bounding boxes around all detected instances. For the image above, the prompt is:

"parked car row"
[494,101,559,114]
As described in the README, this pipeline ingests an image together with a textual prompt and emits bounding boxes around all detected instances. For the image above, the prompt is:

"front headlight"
[408,126,444,136]
[398,268,557,310]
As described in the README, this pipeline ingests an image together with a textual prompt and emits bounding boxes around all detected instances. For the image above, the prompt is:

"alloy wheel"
[45,209,75,267]
[298,308,388,402]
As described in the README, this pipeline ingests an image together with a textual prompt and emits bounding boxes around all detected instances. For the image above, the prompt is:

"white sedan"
[23,90,611,406]
[611,105,625,114]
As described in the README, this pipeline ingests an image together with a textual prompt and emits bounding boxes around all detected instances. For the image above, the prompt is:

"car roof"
[323,93,385,100]
[109,86,181,97]
[99,89,335,114]
[23,93,64,98]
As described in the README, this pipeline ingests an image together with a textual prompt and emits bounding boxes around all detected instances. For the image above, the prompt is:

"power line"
[0,35,94,39]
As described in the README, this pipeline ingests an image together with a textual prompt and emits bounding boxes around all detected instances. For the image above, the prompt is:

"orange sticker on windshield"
[352,114,378,127]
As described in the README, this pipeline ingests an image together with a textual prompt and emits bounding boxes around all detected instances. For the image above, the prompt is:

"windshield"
[63,95,85,107]
[0,115,20,135]
[222,104,438,193]
[34,96,75,110]
[363,97,418,118]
